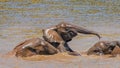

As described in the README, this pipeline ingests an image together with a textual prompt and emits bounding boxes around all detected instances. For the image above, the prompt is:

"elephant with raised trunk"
[42,22,101,56]
[87,41,120,56]
[11,38,59,57]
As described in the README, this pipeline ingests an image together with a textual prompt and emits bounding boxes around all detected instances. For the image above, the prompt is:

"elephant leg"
[64,42,73,52]
[64,42,80,56]
[44,41,59,54]
[57,41,67,52]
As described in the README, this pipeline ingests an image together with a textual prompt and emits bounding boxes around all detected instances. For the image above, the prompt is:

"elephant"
[111,45,120,56]
[87,41,120,55]
[42,22,101,56]
[12,38,59,57]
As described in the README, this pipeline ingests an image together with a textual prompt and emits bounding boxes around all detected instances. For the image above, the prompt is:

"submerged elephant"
[12,38,59,57]
[42,22,101,55]
[87,41,120,55]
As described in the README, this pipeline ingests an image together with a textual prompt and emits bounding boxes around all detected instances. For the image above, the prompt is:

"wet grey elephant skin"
[42,22,101,56]
[87,41,120,55]
[12,38,59,57]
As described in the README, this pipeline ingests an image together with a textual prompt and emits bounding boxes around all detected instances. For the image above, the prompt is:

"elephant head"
[55,22,101,42]
[87,41,120,55]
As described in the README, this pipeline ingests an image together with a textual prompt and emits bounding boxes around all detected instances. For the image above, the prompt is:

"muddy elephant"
[87,41,120,55]
[42,22,101,56]
[12,38,59,57]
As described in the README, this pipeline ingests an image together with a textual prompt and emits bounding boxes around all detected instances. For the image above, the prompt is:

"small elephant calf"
[12,38,59,57]
[87,41,120,55]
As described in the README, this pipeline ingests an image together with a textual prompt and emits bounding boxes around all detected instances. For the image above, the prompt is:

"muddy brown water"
[0,0,120,68]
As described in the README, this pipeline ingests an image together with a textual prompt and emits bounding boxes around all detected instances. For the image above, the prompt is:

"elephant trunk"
[73,26,101,39]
